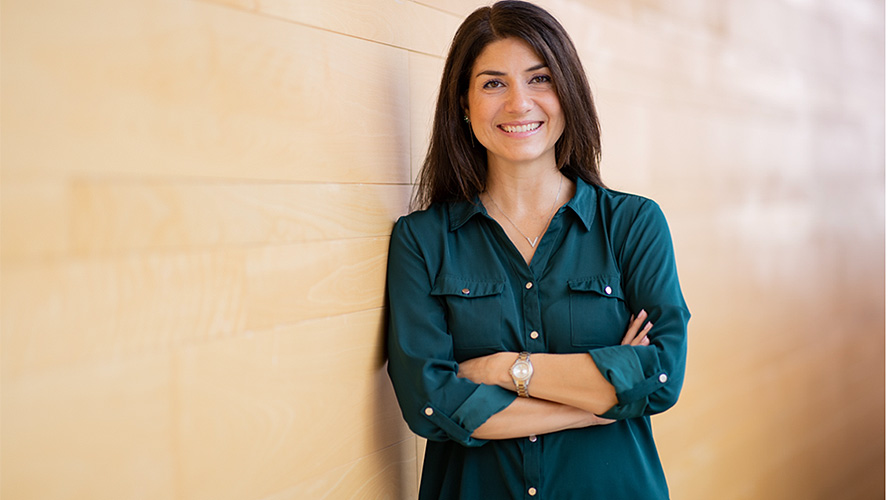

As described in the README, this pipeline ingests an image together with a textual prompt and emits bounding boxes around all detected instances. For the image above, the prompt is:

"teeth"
[501,122,541,133]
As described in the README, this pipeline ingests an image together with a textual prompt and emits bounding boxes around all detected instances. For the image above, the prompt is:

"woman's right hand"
[588,414,616,426]
[622,309,653,346]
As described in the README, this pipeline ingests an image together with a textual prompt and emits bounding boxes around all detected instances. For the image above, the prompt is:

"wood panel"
[175,309,413,499]
[1,251,248,378]
[412,0,481,18]
[1,355,176,500]
[0,181,71,259]
[245,237,389,331]
[202,0,461,57]
[2,0,412,183]
[1,236,391,377]
[67,182,410,255]
[264,438,418,500]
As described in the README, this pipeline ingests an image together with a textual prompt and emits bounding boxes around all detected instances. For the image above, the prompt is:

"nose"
[504,85,533,114]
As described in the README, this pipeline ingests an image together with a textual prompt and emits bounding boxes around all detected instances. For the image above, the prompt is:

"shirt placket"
[521,276,544,498]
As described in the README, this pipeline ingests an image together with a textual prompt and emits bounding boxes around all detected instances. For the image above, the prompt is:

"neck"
[485,159,566,214]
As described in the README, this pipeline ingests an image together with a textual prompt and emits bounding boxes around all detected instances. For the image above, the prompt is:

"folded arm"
[459,312,653,416]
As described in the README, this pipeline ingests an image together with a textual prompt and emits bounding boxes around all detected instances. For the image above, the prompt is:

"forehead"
[472,37,545,71]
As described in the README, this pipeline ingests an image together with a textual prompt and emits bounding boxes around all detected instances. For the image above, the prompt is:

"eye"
[530,74,552,84]
[482,79,505,89]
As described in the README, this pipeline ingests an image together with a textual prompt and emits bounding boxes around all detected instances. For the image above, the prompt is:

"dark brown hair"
[413,0,604,209]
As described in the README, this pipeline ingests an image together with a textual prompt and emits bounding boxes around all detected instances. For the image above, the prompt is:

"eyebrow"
[475,63,548,78]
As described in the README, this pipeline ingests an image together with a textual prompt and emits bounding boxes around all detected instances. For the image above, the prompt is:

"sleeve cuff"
[421,384,516,447]
[590,345,668,420]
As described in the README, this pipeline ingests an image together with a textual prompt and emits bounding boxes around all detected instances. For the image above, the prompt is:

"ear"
[460,96,468,118]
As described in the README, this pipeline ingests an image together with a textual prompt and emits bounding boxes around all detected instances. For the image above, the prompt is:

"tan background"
[1,0,883,498]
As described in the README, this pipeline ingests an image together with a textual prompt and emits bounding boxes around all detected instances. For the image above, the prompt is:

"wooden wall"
[1,0,883,499]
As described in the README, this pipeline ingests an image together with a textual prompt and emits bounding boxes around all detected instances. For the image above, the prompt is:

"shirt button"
[659,373,668,383]
[530,330,539,340]
[424,407,434,416]
[461,288,470,295]
[529,435,538,442]
[528,487,537,496]
[525,281,533,289]
[604,285,612,295]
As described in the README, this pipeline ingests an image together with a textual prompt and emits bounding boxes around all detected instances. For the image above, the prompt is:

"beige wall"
[1,0,883,499]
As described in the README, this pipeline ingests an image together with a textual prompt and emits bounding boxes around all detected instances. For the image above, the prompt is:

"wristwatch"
[510,352,534,397]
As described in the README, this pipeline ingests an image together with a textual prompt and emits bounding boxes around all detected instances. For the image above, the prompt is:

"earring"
[463,116,475,147]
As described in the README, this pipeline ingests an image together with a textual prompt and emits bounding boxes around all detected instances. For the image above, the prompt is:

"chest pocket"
[431,275,505,351]
[567,275,627,347]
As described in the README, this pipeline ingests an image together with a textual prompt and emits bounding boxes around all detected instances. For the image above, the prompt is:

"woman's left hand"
[622,309,653,346]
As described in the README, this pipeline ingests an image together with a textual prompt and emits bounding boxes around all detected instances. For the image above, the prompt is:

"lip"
[497,121,544,136]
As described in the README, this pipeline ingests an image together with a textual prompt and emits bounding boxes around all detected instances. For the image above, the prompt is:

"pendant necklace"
[485,175,563,248]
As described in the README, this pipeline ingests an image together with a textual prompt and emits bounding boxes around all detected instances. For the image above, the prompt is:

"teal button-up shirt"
[387,178,689,499]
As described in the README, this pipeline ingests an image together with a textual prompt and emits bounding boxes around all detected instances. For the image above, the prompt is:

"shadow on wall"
[369,56,415,497]
[372,302,417,498]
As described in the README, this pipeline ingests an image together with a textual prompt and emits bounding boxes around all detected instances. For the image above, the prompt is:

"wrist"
[499,352,516,388]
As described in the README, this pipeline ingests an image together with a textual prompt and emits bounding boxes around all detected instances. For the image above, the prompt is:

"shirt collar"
[564,177,597,231]
[448,196,487,231]
[447,176,599,232]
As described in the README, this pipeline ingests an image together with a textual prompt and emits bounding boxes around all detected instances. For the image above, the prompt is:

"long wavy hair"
[413,0,604,209]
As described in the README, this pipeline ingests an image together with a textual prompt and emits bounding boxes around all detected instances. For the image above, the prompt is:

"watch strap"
[513,351,531,398]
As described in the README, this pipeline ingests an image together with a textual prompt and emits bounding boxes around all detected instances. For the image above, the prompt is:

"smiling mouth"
[499,122,542,133]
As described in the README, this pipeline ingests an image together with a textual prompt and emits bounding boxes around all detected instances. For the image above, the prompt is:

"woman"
[386,1,689,498]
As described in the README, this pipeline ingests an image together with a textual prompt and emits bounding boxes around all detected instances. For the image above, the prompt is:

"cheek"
[542,97,564,125]
[551,107,566,136]
[468,99,494,122]
[554,116,566,137]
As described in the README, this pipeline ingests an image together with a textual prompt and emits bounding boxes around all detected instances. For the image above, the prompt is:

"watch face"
[512,360,532,379]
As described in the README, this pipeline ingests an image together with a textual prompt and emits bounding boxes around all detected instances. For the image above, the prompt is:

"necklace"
[485,175,563,248]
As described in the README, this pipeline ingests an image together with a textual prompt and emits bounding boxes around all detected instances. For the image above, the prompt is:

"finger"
[630,321,654,346]
[621,310,647,345]
[639,335,650,346]
[634,321,654,343]
[622,310,649,345]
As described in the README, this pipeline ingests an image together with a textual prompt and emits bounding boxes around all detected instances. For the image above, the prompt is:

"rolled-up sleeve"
[591,199,690,420]
[386,216,516,446]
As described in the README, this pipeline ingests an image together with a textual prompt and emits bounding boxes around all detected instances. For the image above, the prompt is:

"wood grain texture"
[210,0,462,57]
[69,182,411,255]
[1,251,248,378]
[0,181,71,259]
[412,0,482,18]
[175,309,414,499]
[264,438,418,500]
[245,237,389,331]
[1,355,176,500]
[2,0,412,183]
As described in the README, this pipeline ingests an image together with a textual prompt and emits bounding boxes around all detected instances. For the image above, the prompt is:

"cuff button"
[658,373,668,383]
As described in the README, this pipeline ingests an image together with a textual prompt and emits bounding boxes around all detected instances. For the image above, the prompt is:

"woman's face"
[465,37,565,170]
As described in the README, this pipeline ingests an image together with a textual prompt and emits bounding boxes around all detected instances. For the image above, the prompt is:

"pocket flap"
[567,275,624,299]
[431,275,505,298]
